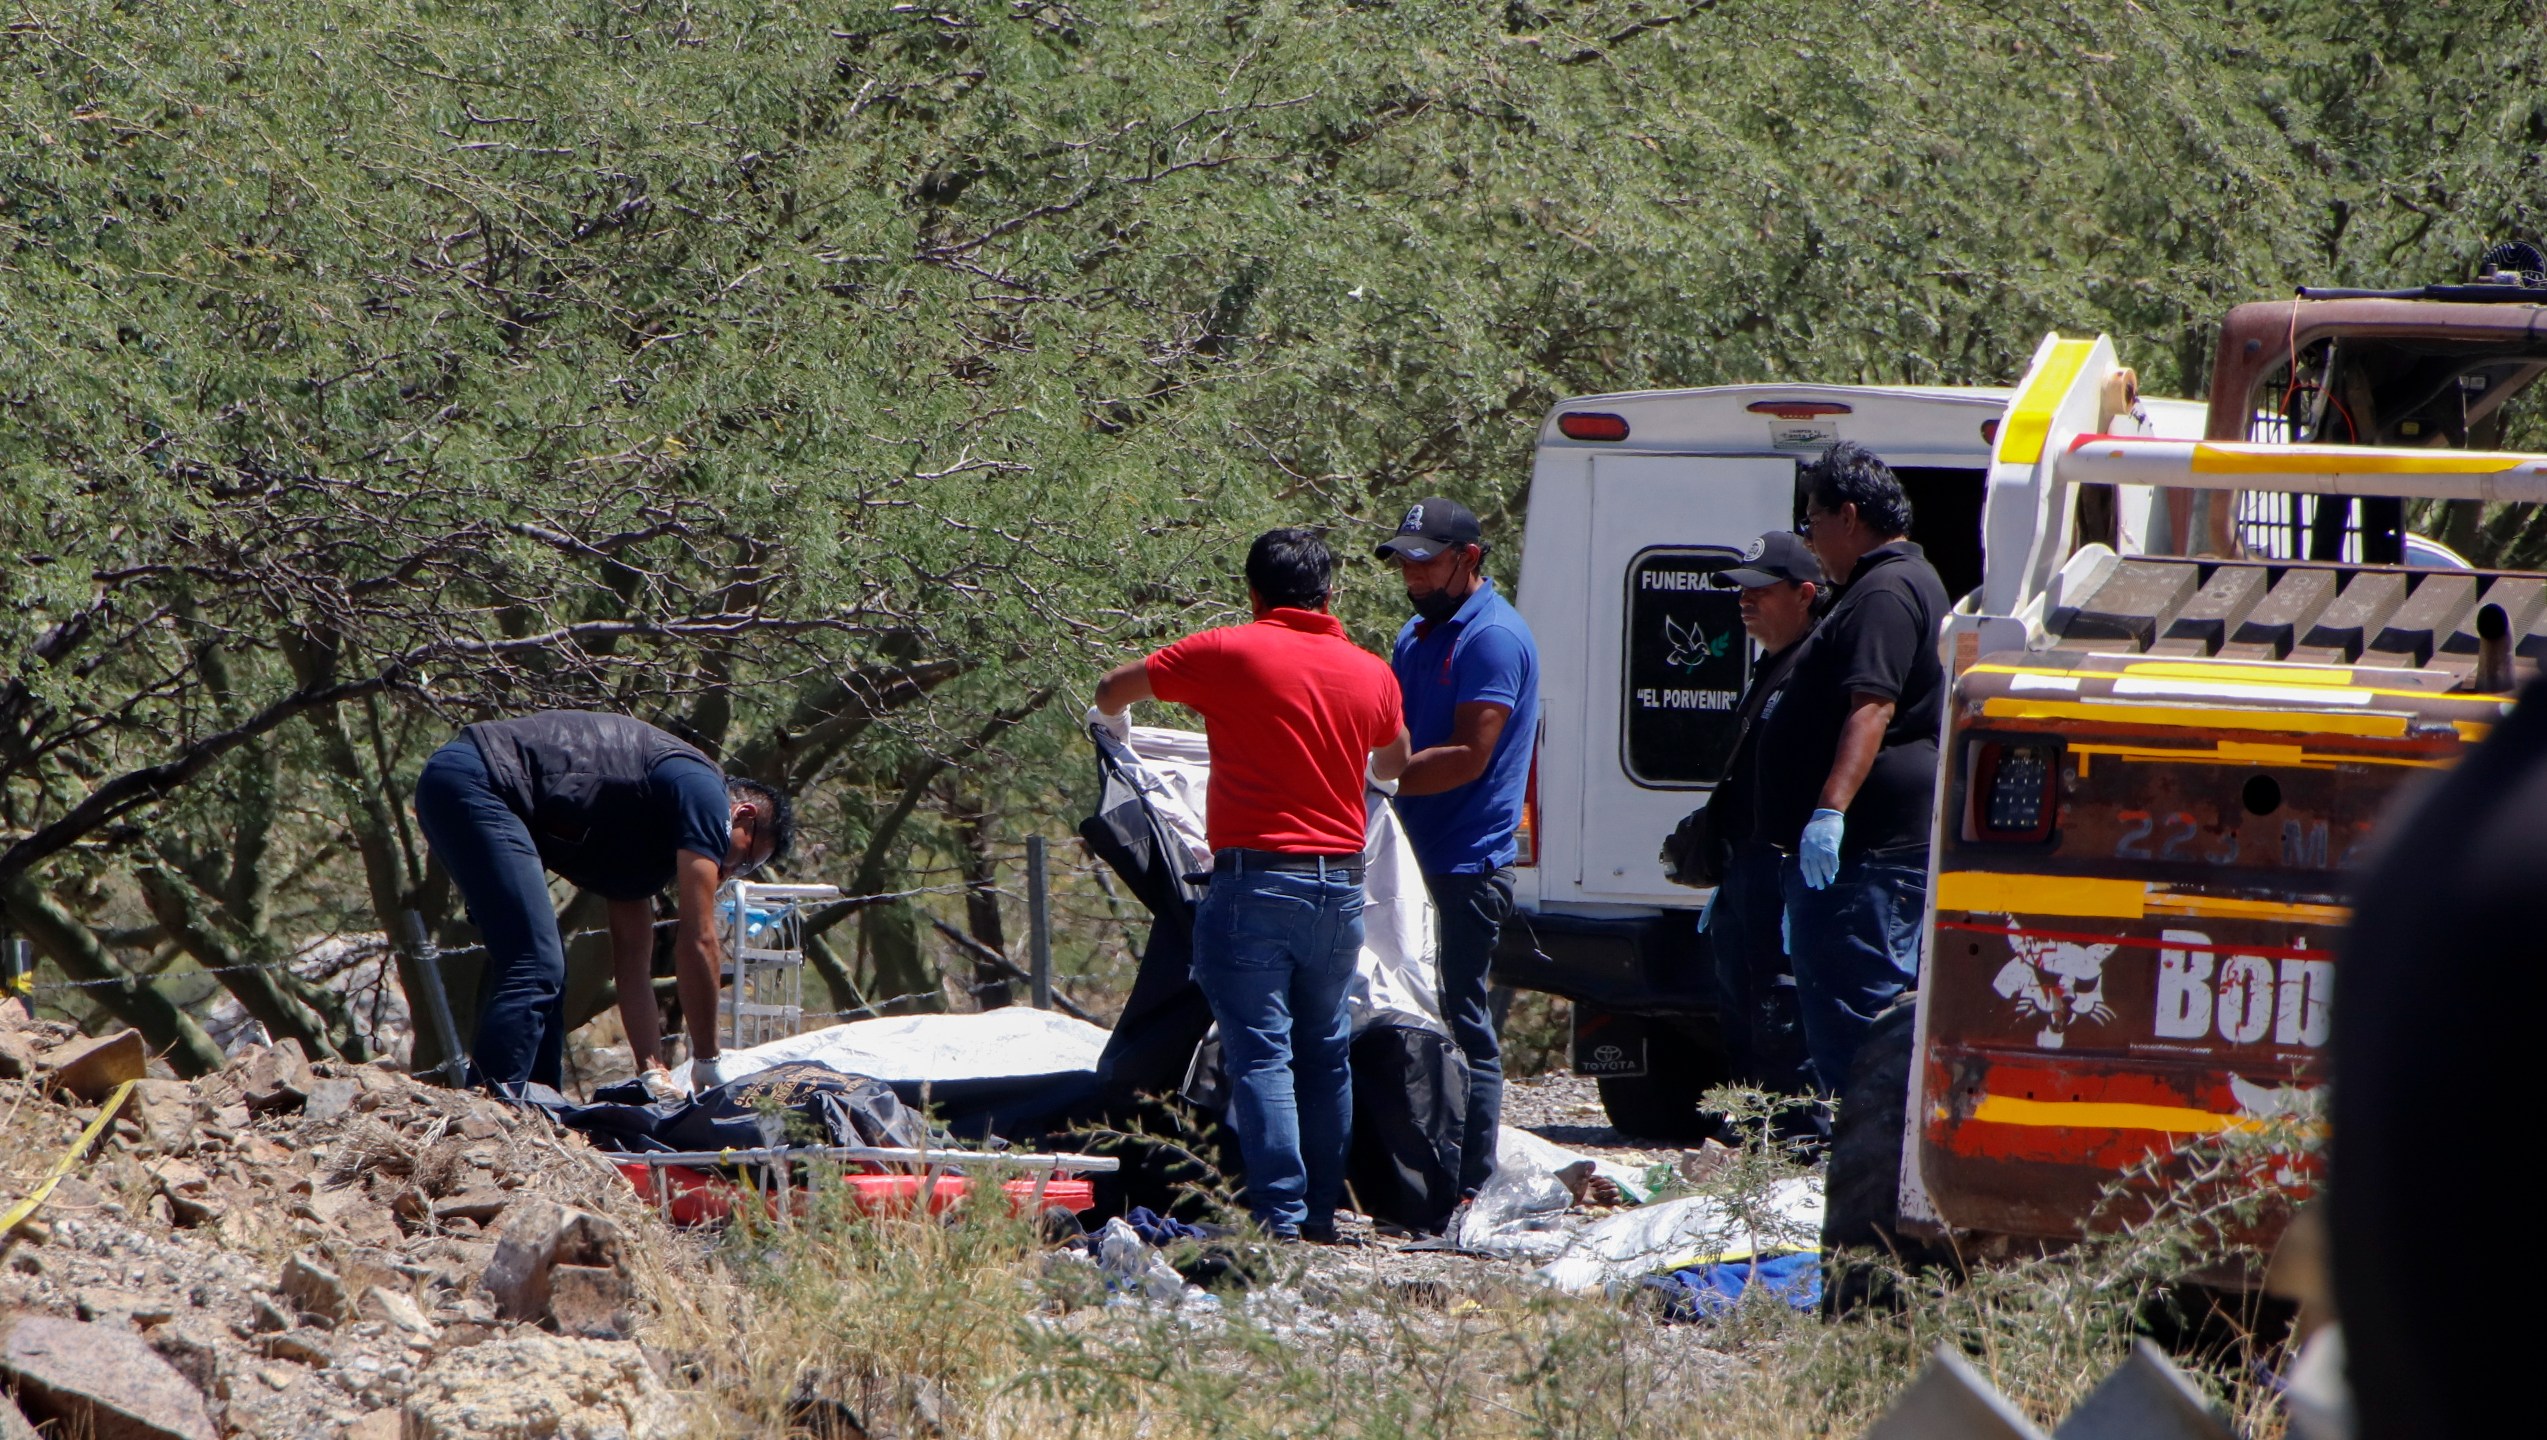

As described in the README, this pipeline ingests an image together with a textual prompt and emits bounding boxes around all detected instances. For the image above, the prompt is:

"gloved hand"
[637,1063,687,1105]
[1365,757,1400,796]
[1800,808,1846,890]
[1086,705,1130,743]
[691,1053,735,1092]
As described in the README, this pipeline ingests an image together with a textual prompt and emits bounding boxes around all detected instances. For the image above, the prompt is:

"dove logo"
[1662,616,1728,671]
[1988,921,2118,1049]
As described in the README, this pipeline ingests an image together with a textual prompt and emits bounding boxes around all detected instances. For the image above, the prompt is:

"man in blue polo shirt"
[1377,497,1541,1200]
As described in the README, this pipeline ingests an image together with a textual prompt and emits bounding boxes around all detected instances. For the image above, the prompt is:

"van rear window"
[1622,547,1751,787]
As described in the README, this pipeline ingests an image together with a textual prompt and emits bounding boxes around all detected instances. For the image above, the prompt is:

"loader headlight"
[1967,738,2060,844]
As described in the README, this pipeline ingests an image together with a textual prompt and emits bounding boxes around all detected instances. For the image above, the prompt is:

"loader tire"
[1594,1022,1730,1143]
[1819,998,1946,1317]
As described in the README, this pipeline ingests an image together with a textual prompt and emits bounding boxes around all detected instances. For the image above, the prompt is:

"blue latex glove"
[1800,808,1846,890]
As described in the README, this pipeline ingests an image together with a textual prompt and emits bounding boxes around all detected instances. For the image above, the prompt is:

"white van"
[1493,381,2204,1134]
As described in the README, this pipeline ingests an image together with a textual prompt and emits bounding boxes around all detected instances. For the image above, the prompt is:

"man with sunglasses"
[1752,443,1948,1094]
[415,711,793,1098]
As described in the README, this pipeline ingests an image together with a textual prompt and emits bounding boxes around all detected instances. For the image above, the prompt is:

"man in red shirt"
[1093,529,1411,1241]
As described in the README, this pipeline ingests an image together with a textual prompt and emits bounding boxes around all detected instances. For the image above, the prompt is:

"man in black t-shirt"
[1752,443,1948,1092]
[413,712,795,1096]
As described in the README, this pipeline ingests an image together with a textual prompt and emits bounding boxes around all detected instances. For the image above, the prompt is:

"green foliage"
[5,0,2545,1043]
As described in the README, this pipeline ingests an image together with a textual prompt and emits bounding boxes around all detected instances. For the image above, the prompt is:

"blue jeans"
[1424,870,1513,1197]
[1191,852,1364,1236]
[414,739,568,1091]
[1780,855,1926,1094]
[1709,842,1816,1098]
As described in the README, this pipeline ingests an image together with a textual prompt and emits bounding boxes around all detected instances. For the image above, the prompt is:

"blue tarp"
[1641,1251,1822,1320]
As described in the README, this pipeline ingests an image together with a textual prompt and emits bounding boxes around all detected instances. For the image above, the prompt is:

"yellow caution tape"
[0,1079,137,1241]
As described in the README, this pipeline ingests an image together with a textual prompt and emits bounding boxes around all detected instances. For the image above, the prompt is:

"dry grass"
[644,1102,2307,1439]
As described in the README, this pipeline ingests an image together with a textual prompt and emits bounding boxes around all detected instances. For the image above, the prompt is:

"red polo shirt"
[1145,609,1403,855]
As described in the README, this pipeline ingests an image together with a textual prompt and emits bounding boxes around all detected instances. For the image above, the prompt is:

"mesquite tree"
[6,0,2543,1069]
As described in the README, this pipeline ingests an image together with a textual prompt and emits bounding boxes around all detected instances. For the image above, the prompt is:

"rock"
[478,1199,633,1331]
[0,1029,41,1083]
[42,1030,148,1103]
[249,1294,294,1334]
[280,1252,348,1327]
[76,1286,178,1328]
[263,1329,332,1366]
[342,1409,402,1440]
[2,1397,42,1440]
[402,1334,675,1440]
[150,1158,220,1229]
[406,1236,494,1294]
[341,1204,405,1250]
[242,1040,313,1113]
[545,1266,636,1342]
[304,1078,361,1124]
[356,1286,437,1340]
[130,1079,197,1156]
[335,1247,408,1303]
[431,1191,511,1226]
[144,1315,232,1414]
[0,1312,218,1440]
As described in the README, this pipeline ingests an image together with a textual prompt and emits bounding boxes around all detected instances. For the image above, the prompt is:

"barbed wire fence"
[3,838,1143,1084]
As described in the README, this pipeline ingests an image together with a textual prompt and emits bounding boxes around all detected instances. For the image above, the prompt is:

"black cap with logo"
[1721,530,1825,588]
[1373,497,1485,563]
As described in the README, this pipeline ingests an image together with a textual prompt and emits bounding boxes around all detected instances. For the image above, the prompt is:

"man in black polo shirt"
[1752,443,1948,1093]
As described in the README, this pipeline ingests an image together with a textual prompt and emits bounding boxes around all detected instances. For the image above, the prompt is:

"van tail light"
[1557,412,1630,442]
[1744,400,1854,419]
[1966,738,2060,843]
[1515,740,1541,867]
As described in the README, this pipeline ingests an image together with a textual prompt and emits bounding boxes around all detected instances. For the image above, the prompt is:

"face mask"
[1408,585,1462,624]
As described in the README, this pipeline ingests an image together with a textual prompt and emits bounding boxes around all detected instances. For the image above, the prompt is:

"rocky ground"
[0,1001,691,1440]
[1,989,1738,1440]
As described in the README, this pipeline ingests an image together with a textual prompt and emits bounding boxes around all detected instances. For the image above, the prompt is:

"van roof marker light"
[1558,412,1631,441]
[1745,400,1854,420]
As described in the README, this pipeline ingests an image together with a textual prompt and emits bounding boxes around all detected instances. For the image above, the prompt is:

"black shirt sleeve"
[658,755,733,861]
[1834,588,1925,704]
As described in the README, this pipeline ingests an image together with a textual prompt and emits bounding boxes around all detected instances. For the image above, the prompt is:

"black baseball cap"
[1721,530,1825,588]
[1373,497,1485,562]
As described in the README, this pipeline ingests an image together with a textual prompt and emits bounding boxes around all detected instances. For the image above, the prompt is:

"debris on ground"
[0,1001,687,1440]
[1532,1179,1822,1294]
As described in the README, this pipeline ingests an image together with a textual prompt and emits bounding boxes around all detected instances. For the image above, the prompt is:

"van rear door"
[1573,454,1795,900]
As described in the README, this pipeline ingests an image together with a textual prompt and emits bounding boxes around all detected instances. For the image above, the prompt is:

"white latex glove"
[691,1053,735,1091]
[637,1065,687,1105]
[1087,706,1131,743]
[1365,758,1400,796]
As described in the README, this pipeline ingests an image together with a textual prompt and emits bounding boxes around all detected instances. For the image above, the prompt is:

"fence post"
[1026,836,1053,1011]
[399,910,470,1087]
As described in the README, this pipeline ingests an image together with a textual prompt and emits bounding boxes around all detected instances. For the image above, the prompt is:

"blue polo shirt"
[1389,581,1540,874]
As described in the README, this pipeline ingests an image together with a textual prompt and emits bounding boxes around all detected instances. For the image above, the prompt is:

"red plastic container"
[615,1161,1094,1227]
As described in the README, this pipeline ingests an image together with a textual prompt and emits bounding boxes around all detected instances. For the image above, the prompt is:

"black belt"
[1214,849,1364,883]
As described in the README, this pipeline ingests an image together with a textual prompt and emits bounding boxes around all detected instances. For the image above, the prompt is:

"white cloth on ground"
[671,1007,1111,1089]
